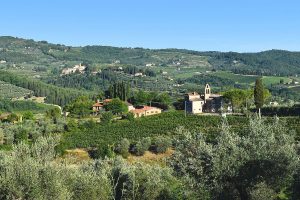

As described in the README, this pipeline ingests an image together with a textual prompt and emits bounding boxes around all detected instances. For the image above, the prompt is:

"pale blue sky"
[1,0,300,52]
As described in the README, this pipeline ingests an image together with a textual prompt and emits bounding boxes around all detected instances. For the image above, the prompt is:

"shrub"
[249,182,276,200]
[14,129,29,143]
[6,113,19,123]
[135,137,151,156]
[153,136,172,153]
[22,111,34,120]
[126,112,135,121]
[100,112,113,124]
[66,119,78,131]
[83,119,97,129]
[115,138,130,158]
[89,145,114,159]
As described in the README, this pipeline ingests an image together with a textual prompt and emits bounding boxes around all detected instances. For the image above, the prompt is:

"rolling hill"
[0,36,299,104]
[1,36,300,76]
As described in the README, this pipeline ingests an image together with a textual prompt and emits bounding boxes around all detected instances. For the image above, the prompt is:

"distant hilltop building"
[145,63,155,67]
[61,63,86,75]
[134,72,144,77]
[185,84,223,114]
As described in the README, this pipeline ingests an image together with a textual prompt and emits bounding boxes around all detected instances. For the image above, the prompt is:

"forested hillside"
[1,36,300,76]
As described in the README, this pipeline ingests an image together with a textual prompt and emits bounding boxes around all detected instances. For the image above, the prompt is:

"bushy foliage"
[105,98,128,115]
[100,111,113,124]
[65,96,93,117]
[22,111,34,120]
[0,136,183,200]
[125,112,135,121]
[5,113,19,123]
[223,89,253,112]
[0,118,67,146]
[134,137,151,156]
[130,90,171,109]
[169,117,299,199]
[115,138,130,158]
[46,107,61,122]
[153,136,172,153]
[249,182,276,200]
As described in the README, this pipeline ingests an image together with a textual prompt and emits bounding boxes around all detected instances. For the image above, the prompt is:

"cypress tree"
[254,78,264,116]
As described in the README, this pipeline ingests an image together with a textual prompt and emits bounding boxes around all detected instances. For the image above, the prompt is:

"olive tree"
[169,117,299,200]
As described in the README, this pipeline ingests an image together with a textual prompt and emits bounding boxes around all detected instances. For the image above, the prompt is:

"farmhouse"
[92,100,104,112]
[130,106,162,118]
[185,84,223,114]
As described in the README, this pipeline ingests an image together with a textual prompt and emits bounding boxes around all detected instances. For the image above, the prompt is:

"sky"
[1,0,300,52]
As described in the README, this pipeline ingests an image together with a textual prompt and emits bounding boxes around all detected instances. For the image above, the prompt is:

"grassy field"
[212,71,292,87]
[262,76,292,86]
[214,71,258,84]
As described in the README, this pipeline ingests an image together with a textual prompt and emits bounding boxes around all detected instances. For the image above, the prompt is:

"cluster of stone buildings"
[92,84,224,118]
[92,99,162,118]
[61,63,86,76]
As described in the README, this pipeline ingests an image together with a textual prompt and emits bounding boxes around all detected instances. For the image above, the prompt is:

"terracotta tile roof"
[93,102,103,107]
[131,106,161,113]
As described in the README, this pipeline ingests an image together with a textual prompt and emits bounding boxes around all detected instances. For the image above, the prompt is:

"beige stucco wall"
[191,101,203,114]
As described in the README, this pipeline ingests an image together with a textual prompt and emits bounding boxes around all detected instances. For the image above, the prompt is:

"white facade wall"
[192,101,203,114]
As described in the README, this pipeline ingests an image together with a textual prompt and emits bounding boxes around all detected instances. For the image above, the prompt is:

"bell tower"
[204,84,211,101]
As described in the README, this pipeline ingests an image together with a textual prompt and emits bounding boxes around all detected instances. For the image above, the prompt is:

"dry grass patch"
[127,148,174,166]
[57,148,91,165]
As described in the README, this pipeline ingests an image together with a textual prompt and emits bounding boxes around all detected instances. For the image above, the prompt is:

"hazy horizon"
[1,0,300,52]
[2,35,300,54]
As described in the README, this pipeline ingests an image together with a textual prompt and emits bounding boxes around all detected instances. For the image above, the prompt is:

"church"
[185,84,223,114]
